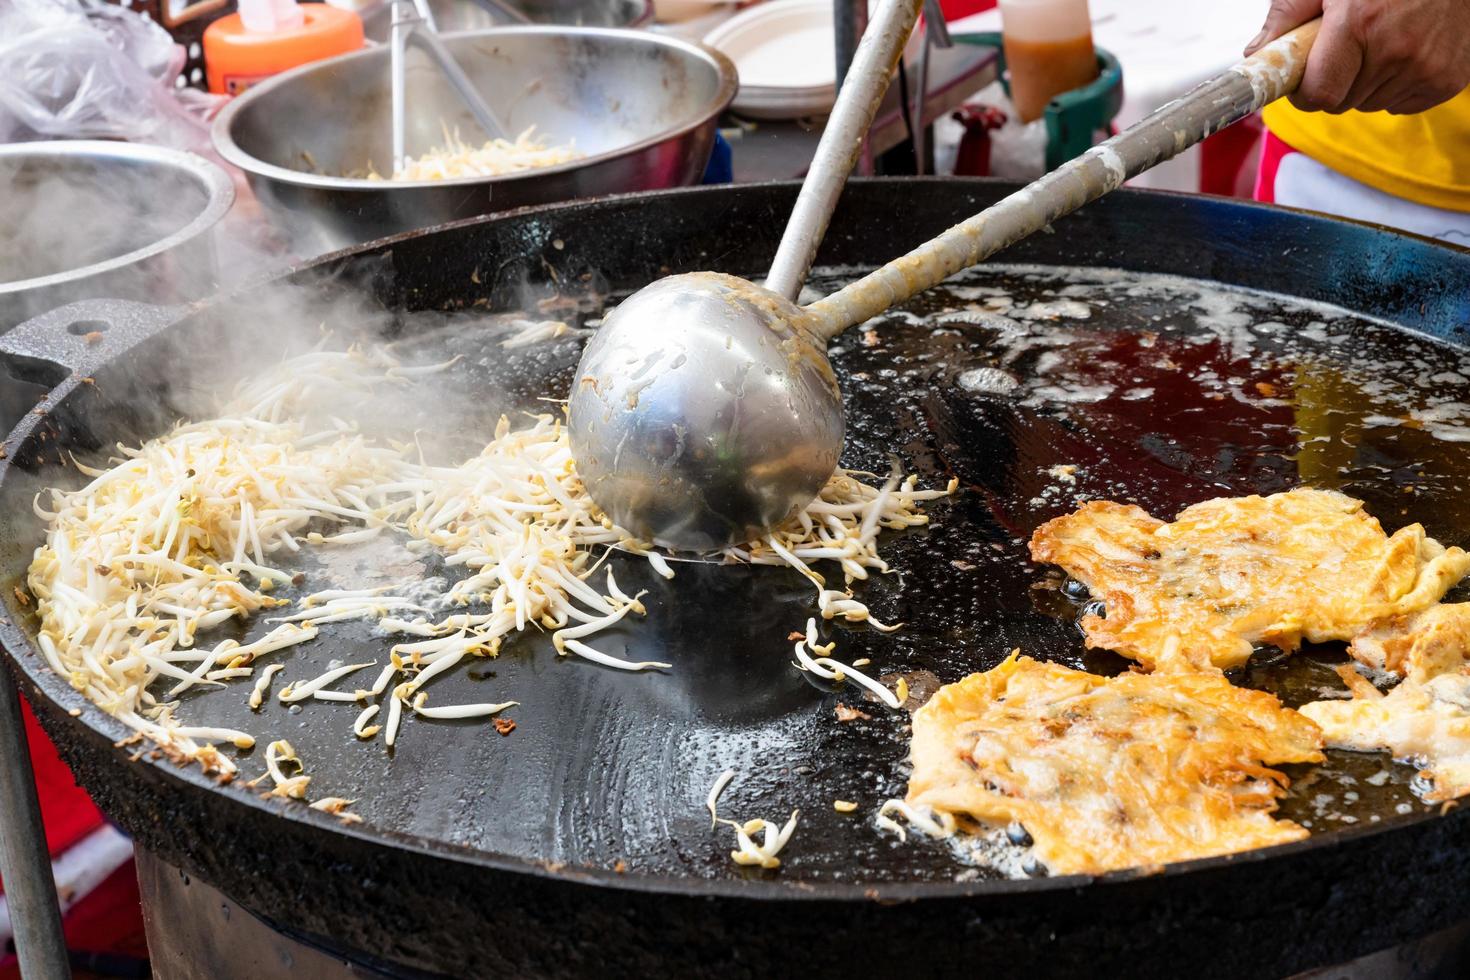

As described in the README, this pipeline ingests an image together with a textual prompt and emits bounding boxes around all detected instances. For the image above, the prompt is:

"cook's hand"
[1245,0,1470,114]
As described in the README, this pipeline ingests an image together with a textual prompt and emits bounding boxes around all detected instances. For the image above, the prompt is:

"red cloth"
[20,698,104,859]
[941,0,998,18]
[1199,112,1265,199]
[61,860,149,962]
[0,697,146,973]
[0,860,148,979]
[1253,127,1299,204]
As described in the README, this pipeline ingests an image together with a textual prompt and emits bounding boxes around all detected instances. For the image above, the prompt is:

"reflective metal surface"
[212,27,735,252]
[0,141,233,332]
[569,273,843,550]
[358,0,654,41]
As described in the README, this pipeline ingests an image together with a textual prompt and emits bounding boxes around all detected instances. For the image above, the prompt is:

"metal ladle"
[570,17,1321,552]
[568,0,923,551]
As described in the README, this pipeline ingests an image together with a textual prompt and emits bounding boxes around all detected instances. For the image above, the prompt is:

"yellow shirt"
[1263,90,1470,213]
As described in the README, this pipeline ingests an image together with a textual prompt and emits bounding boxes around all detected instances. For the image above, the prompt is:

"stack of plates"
[704,0,838,119]
[704,0,922,119]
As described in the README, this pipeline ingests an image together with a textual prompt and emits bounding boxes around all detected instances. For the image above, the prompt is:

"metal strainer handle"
[389,0,512,175]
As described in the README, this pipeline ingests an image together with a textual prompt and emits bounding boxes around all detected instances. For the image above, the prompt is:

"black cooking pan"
[4,179,1470,979]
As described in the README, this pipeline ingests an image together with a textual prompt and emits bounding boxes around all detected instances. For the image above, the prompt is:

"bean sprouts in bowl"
[212,26,737,251]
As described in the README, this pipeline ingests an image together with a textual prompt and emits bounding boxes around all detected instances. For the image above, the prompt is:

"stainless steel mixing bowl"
[212,26,737,253]
[356,0,654,41]
[0,141,234,332]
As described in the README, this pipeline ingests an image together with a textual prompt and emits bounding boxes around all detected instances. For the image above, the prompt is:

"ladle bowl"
[568,273,842,551]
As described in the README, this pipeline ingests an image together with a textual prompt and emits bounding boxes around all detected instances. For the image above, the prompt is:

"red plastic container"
[941,0,999,18]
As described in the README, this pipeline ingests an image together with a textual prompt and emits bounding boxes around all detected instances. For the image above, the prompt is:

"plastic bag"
[966,81,1048,180]
[0,0,225,155]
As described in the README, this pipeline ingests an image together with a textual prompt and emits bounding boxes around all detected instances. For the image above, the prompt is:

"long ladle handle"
[806,18,1323,338]
[765,0,923,301]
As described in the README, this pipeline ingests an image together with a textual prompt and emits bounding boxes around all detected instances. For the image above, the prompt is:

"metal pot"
[355,0,655,41]
[0,141,234,333]
[212,26,737,254]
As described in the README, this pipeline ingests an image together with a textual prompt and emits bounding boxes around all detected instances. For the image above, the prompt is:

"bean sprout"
[875,799,956,843]
[707,770,735,829]
[353,704,382,740]
[409,694,518,719]
[309,796,356,815]
[264,739,310,799]
[792,619,901,710]
[720,810,800,869]
[277,662,375,703]
[249,664,284,711]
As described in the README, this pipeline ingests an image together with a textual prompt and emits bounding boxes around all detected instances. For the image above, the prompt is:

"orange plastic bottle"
[998,0,1098,123]
[204,0,364,96]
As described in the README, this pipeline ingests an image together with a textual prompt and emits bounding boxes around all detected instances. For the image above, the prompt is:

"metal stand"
[135,843,1470,980]
[389,0,510,174]
[137,850,411,979]
[832,0,955,177]
[910,0,954,175]
[0,667,70,979]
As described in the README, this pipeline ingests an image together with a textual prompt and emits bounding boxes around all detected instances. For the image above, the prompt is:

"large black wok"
[3,179,1470,978]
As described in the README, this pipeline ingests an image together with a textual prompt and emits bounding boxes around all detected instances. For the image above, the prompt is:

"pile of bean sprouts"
[375,126,584,182]
[27,415,412,774]
[25,344,949,824]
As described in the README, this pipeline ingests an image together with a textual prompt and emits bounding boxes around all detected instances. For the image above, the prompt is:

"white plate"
[705,0,920,119]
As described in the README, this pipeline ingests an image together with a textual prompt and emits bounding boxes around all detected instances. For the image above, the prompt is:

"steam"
[0,149,228,333]
[32,245,608,470]
[0,239,616,670]
[0,162,194,285]
[0,87,628,490]
[0,0,236,331]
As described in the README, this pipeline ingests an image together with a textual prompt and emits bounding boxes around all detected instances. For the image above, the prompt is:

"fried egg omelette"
[1029,488,1470,671]
[1346,602,1470,683]
[1302,604,1470,801]
[906,654,1324,875]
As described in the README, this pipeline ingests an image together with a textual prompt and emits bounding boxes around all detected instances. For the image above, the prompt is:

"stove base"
[137,848,1470,979]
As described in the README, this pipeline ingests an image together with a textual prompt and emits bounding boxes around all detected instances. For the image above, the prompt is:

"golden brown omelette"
[906,654,1324,875]
[1029,488,1470,672]
[1302,603,1470,801]
[1346,602,1470,683]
